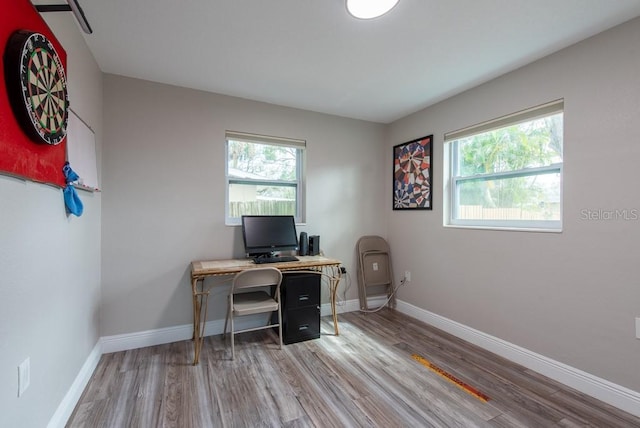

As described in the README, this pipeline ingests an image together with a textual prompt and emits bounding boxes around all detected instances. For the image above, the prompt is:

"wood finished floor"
[67,310,640,427]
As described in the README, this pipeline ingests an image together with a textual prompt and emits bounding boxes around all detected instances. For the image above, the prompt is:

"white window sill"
[444,224,562,233]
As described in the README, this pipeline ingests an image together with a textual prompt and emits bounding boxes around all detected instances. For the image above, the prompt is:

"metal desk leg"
[191,277,210,365]
[328,269,342,336]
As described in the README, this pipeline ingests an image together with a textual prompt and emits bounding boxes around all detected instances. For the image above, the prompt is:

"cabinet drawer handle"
[298,324,309,331]
[298,294,309,301]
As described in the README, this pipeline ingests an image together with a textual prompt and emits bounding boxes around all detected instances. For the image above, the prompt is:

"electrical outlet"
[18,357,30,397]
[404,270,411,282]
[636,318,640,339]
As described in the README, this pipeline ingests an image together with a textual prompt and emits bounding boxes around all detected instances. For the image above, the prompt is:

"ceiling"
[35,0,640,123]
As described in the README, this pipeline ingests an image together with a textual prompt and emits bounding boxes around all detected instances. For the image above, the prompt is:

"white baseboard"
[52,297,640,427]
[100,298,379,354]
[99,299,371,354]
[46,342,102,428]
[100,323,196,354]
[328,296,387,315]
[101,314,285,354]
[394,299,640,418]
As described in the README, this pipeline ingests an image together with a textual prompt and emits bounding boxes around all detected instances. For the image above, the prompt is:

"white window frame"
[225,131,306,225]
[445,100,564,232]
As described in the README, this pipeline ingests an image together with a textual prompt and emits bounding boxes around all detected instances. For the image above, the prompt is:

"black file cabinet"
[280,272,320,344]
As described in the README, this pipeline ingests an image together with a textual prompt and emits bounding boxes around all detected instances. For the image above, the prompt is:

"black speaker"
[308,235,320,256]
[299,232,308,256]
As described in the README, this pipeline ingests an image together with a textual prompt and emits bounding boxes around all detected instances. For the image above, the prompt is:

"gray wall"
[100,75,387,337]
[0,13,103,428]
[388,17,640,392]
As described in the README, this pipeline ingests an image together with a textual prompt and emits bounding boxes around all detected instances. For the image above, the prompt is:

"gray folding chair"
[356,235,396,310]
[223,267,283,359]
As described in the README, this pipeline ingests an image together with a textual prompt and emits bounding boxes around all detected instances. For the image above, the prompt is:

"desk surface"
[191,255,341,278]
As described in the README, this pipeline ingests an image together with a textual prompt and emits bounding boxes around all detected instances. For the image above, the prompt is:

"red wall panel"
[0,0,67,187]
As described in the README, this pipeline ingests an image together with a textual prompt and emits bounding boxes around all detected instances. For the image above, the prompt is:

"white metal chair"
[223,267,283,359]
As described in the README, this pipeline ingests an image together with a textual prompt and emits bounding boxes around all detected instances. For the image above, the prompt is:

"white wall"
[100,75,387,337]
[0,13,102,428]
[388,17,640,393]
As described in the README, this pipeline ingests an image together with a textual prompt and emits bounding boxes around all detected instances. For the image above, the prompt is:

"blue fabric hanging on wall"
[62,162,83,216]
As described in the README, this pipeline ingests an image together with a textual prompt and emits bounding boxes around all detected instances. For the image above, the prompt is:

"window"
[446,100,563,230]
[225,131,306,225]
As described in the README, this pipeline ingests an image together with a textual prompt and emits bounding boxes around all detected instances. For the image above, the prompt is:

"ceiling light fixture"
[346,0,399,19]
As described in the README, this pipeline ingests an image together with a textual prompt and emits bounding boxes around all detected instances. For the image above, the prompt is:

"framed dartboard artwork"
[393,135,433,210]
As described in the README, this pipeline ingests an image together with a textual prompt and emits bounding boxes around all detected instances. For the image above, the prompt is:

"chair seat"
[233,291,279,316]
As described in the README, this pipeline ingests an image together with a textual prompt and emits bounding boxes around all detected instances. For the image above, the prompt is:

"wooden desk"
[190,256,342,365]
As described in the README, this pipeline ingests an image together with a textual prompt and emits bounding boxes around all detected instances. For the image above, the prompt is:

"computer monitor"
[241,215,299,257]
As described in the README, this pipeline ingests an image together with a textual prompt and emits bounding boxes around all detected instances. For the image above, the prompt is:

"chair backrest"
[356,235,390,255]
[231,267,283,294]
